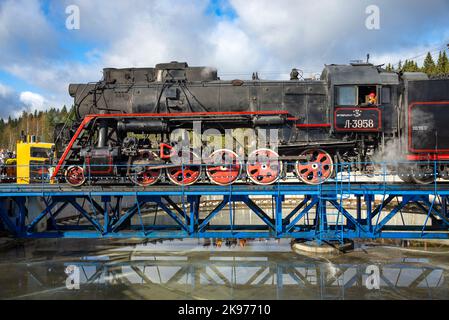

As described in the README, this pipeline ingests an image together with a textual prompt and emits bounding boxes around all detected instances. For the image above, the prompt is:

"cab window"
[358,85,377,106]
[30,147,50,158]
[336,86,356,106]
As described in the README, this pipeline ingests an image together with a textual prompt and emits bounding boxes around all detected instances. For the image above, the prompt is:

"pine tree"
[423,52,436,76]
[402,60,408,72]
[402,59,419,72]
[437,51,449,75]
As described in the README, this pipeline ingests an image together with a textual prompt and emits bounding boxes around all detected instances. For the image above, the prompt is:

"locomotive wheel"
[246,148,283,185]
[411,164,435,185]
[65,165,86,187]
[166,150,202,186]
[397,165,414,183]
[206,149,242,186]
[295,149,334,185]
[129,160,162,187]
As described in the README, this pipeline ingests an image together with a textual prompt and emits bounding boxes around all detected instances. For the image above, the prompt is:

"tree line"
[0,106,73,151]
[386,51,449,76]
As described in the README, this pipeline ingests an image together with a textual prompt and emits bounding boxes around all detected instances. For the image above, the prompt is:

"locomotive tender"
[53,61,449,187]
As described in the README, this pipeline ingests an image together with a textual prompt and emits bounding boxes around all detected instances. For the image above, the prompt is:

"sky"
[0,0,448,119]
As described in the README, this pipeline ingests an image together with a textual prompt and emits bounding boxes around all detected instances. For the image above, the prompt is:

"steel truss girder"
[0,184,449,239]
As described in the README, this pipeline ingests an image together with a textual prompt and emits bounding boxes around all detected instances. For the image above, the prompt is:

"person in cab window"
[367,92,377,105]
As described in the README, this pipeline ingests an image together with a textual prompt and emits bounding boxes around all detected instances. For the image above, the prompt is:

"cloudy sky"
[0,0,448,119]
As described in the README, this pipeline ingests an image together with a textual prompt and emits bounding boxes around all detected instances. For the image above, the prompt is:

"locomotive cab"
[323,63,399,134]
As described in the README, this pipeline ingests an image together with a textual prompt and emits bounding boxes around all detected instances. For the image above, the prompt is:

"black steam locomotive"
[53,61,449,186]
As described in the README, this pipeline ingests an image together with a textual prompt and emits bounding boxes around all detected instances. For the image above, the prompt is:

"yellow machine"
[15,135,55,184]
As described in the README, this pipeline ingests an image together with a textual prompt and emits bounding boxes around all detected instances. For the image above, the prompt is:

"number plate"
[334,107,381,132]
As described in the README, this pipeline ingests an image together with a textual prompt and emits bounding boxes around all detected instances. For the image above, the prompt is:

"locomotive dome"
[101,61,219,84]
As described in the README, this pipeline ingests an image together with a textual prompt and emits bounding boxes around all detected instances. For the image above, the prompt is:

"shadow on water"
[0,239,449,300]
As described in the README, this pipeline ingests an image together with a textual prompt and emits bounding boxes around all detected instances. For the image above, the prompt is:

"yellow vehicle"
[1,135,55,184]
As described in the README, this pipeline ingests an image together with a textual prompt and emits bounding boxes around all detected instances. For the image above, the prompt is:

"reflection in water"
[0,239,448,300]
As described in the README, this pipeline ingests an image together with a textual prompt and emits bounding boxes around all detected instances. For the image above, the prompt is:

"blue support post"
[365,194,373,233]
[102,196,111,234]
[356,195,362,223]
[444,196,449,219]
[275,195,283,236]
[188,195,200,235]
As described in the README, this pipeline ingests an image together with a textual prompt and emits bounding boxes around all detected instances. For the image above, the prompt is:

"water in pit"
[0,239,448,300]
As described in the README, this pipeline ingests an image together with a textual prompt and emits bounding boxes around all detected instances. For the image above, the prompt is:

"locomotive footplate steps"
[1,183,449,240]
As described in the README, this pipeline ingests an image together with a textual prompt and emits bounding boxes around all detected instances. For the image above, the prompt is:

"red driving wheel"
[65,165,86,187]
[246,148,282,185]
[295,149,334,185]
[166,150,202,186]
[206,149,242,186]
[129,163,162,187]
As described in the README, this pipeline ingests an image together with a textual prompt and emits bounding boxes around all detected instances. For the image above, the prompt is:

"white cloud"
[0,82,62,120]
[19,91,46,112]
[229,0,449,70]
[0,0,58,65]
[208,21,255,71]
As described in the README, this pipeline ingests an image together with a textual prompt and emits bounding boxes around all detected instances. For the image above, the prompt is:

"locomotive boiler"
[53,61,449,186]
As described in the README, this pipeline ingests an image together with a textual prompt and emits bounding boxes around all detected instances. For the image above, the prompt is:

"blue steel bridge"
[1,162,449,242]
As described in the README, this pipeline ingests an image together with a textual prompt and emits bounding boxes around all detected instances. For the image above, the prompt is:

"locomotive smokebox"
[68,84,81,97]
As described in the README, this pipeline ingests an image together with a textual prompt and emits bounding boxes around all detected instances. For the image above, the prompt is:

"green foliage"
[436,51,449,75]
[0,107,72,151]
[402,60,420,72]
[388,50,449,77]
[422,52,436,75]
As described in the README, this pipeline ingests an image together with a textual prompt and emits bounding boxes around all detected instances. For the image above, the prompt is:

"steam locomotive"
[53,61,449,187]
